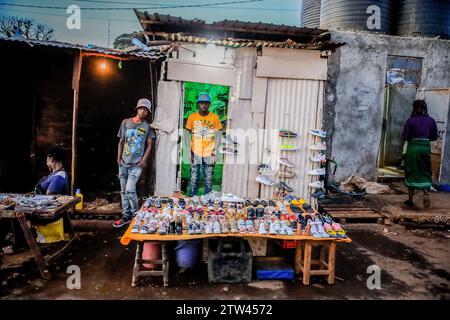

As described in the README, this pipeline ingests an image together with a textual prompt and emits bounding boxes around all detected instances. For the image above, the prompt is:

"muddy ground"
[1,224,449,300]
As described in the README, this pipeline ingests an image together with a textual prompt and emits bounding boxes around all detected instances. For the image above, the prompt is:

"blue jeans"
[189,155,214,196]
[118,165,142,220]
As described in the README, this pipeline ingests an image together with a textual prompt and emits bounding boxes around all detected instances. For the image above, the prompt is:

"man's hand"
[138,160,147,168]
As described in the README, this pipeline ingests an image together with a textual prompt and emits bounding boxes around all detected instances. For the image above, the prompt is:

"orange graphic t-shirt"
[186,111,223,157]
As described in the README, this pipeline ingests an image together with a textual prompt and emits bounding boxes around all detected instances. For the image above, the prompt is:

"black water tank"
[301,0,322,28]
[320,0,392,33]
[396,0,450,39]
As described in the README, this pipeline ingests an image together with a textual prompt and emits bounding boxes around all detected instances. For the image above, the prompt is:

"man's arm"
[138,138,153,167]
[117,138,125,165]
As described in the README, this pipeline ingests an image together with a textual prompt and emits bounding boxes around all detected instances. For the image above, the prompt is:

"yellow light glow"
[100,62,106,70]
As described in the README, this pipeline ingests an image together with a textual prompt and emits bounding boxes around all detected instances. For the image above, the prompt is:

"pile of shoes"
[0,194,68,211]
[308,129,327,199]
[131,195,347,239]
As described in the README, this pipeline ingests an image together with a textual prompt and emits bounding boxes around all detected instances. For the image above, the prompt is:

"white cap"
[135,98,152,113]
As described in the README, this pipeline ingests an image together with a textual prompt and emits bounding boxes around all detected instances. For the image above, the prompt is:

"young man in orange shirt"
[184,93,223,196]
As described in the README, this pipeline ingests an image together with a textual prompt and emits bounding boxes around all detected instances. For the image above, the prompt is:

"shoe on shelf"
[277,169,296,179]
[279,157,295,168]
[258,221,268,234]
[256,175,277,186]
[258,163,276,175]
[221,193,244,203]
[223,134,239,146]
[277,181,294,193]
[310,142,326,151]
[279,129,298,138]
[309,180,324,189]
[311,190,326,199]
[280,144,299,151]
[309,129,327,138]
[309,153,326,163]
[221,146,238,155]
[308,168,326,176]
[269,222,277,235]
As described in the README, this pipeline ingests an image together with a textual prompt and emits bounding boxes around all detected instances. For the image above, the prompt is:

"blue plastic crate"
[256,268,295,280]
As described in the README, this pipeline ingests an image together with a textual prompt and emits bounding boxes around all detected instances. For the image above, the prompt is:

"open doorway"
[378,55,422,179]
[178,81,229,196]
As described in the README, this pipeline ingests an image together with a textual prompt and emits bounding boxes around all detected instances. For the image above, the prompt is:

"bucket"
[142,243,161,269]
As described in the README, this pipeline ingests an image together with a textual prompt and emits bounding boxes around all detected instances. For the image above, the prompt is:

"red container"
[281,240,297,249]
[142,242,161,269]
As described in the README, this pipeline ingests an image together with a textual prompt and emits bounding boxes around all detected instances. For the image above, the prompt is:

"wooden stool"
[132,241,169,287]
[295,240,336,285]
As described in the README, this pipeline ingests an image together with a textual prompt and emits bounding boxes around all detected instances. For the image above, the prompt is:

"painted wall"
[325,30,450,182]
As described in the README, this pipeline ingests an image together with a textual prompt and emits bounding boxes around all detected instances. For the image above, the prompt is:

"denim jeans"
[118,164,142,220]
[189,155,214,196]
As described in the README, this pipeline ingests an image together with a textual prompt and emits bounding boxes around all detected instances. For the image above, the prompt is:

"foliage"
[0,15,54,40]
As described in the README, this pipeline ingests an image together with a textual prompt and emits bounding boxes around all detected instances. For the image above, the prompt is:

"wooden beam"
[71,53,82,195]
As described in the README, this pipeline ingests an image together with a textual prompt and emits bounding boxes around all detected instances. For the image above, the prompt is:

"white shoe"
[223,135,239,146]
[308,168,326,176]
[309,180,324,189]
[220,146,238,155]
[256,175,277,186]
[309,129,327,138]
[258,163,276,175]
[309,153,326,163]
[279,157,295,168]
[221,193,244,203]
[310,142,326,151]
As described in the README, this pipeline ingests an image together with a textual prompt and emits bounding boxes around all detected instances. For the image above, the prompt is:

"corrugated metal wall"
[259,78,324,203]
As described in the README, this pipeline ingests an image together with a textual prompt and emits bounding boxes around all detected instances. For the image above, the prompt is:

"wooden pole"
[71,53,83,195]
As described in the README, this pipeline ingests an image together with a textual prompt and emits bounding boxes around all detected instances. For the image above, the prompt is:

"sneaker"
[154,198,163,209]
[308,168,326,176]
[269,222,277,235]
[309,129,327,138]
[280,144,299,151]
[230,219,238,233]
[256,175,277,186]
[255,206,265,218]
[279,157,295,168]
[187,222,197,235]
[246,220,255,234]
[176,219,183,235]
[221,220,230,233]
[277,181,294,193]
[310,142,326,151]
[221,193,244,203]
[258,163,276,175]
[131,212,145,233]
[196,222,204,234]
[309,153,326,163]
[112,217,131,228]
[148,219,157,234]
[168,221,176,234]
[247,206,256,219]
[238,219,246,233]
[273,220,281,233]
[278,222,287,235]
[311,190,326,199]
[279,129,297,138]
[315,218,330,238]
[221,146,238,155]
[159,220,168,235]
[278,169,296,179]
[223,134,239,146]
[309,180,324,189]
[258,221,268,234]
[213,221,221,234]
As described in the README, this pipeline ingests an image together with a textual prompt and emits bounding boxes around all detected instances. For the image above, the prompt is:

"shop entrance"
[178,81,229,196]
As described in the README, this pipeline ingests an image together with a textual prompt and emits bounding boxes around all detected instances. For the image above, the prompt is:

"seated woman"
[35,147,69,195]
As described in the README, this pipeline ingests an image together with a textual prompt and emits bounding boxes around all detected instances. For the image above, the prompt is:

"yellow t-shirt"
[186,111,223,157]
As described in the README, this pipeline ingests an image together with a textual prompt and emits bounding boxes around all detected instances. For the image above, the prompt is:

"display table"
[121,220,352,287]
[0,194,80,280]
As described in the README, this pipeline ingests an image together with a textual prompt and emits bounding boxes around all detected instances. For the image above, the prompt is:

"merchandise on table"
[0,194,70,211]
[129,193,347,240]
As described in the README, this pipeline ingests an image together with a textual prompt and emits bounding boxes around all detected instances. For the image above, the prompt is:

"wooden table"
[0,194,80,280]
[121,220,352,287]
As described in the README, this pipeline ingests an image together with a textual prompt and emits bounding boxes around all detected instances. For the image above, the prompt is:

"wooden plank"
[232,47,256,100]
[256,50,327,81]
[250,75,267,113]
[330,213,381,219]
[328,242,336,284]
[46,236,77,264]
[309,270,330,276]
[247,112,265,198]
[303,241,312,285]
[167,59,235,86]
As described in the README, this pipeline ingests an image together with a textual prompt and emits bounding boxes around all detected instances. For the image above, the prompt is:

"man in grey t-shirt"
[113,98,156,228]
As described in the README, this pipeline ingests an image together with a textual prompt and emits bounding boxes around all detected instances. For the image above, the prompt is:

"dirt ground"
[1,224,449,300]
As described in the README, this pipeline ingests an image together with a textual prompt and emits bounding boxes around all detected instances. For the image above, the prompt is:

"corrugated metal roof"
[154,31,344,50]
[134,10,342,47]
[0,36,167,60]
